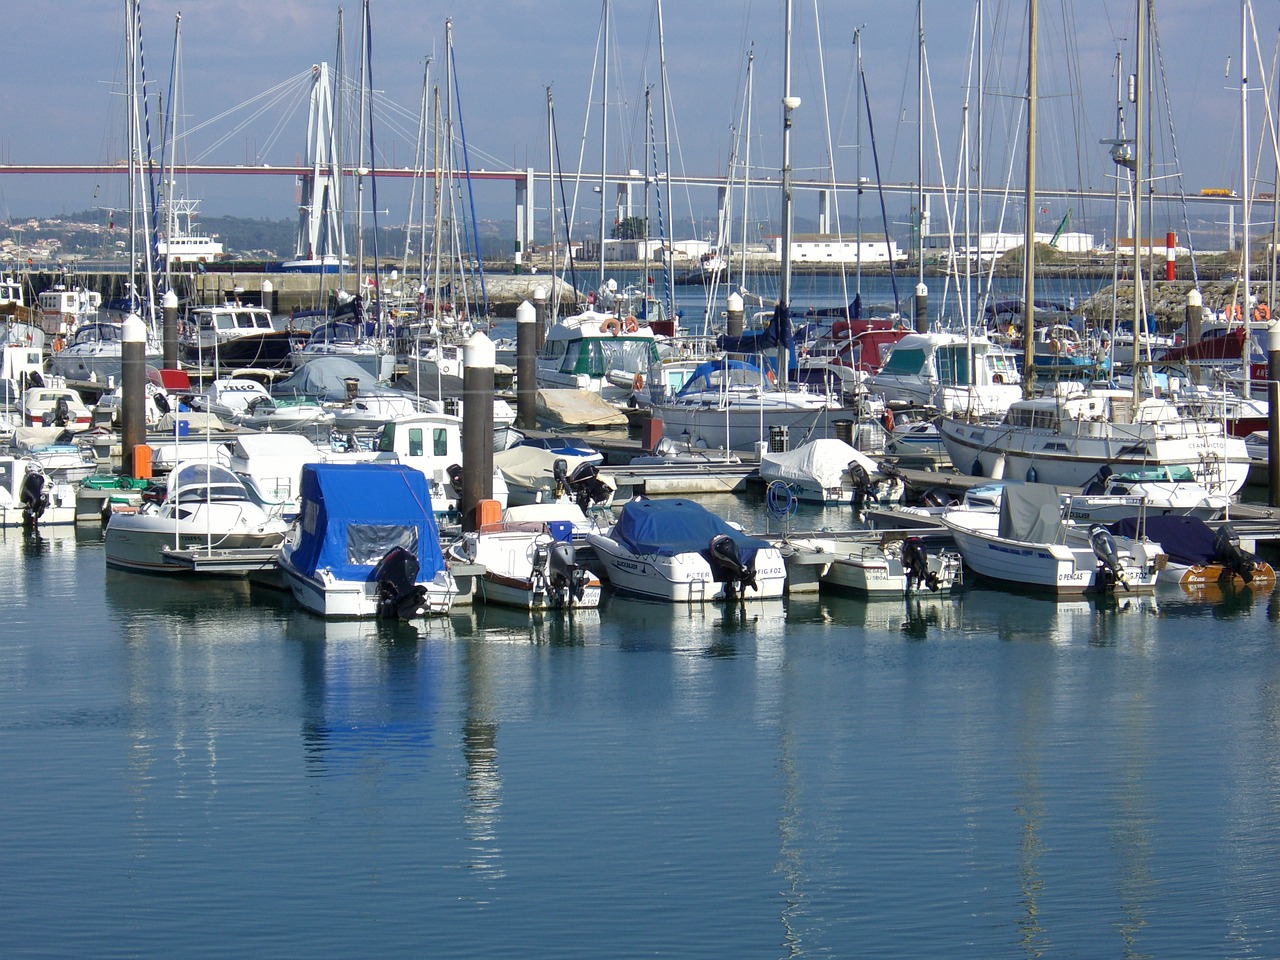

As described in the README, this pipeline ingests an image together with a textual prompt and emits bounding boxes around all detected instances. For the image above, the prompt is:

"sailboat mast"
[1132,0,1146,406]
[779,0,797,388]
[354,0,369,304]
[854,28,863,301]
[599,0,609,293]
[917,1,925,287]
[1022,0,1038,399]
[657,0,676,325]
[1241,0,1253,397]
[163,12,180,296]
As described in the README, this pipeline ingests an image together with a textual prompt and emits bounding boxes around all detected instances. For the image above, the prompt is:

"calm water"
[3,515,1279,959]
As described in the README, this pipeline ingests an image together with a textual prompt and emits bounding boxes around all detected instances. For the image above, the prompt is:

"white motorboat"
[938,391,1251,497]
[493,445,615,510]
[864,331,1023,416]
[447,508,602,611]
[759,437,902,506]
[37,285,101,338]
[939,482,1163,596]
[780,533,962,598]
[586,496,786,603]
[655,357,840,453]
[1074,464,1228,521]
[0,456,76,530]
[17,385,92,431]
[277,462,457,619]
[535,308,661,401]
[48,318,161,384]
[104,461,289,574]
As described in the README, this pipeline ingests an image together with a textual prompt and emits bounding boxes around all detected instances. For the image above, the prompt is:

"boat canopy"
[1108,514,1215,567]
[997,482,1066,542]
[608,496,770,562]
[673,358,769,398]
[760,438,882,489]
[289,462,445,582]
[273,357,378,399]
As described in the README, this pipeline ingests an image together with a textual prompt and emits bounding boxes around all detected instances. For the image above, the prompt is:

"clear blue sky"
[0,1,1256,244]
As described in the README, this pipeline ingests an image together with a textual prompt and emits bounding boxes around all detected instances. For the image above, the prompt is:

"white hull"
[781,536,962,598]
[477,573,603,611]
[657,401,834,453]
[586,534,787,602]
[278,548,456,618]
[941,510,1160,596]
[105,520,285,574]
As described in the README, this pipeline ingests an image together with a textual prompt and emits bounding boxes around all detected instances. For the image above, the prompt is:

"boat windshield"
[169,462,248,501]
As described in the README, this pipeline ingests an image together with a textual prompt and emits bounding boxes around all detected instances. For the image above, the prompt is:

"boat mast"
[598,0,610,294]
[779,0,797,389]
[1241,0,1253,398]
[1022,0,1038,399]
[657,0,676,325]
[354,0,369,313]
[739,48,755,301]
[162,12,180,296]
[547,86,558,316]
[1132,0,1146,406]
[917,1,926,296]
[854,27,863,305]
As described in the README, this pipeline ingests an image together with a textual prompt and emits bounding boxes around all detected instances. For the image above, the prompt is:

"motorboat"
[17,385,92,431]
[939,482,1163,596]
[191,378,334,432]
[0,456,76,530]
[535,307,662,401]
[277,462,457,619]
[36,285,101,338]
[288,321,395,380]
[759,437,902,507]
[180,302,295,370]
[791,319,910,399]
[938,390,1251,497]
[864,330,1023,416]
[494,445,615,510]
[104,461,290,574]
[446,507,602,611]
[48,318,161,383]
[1076,464,1229,521]
[780,532,962,598]
[585,496,786,602]
[655,357,839,453]
[1108,514,1275,591]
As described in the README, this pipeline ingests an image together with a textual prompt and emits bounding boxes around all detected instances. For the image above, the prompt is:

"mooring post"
[1269,322,1280,508]
[461,331,496,531]
[121,313,147,478]
[162,288,179,370]
[914,282,928,334]
[515,299,537,431]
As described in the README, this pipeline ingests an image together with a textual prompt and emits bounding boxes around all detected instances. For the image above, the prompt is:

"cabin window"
[215,315,234,332]
[408,428,424,458]
[936,347,971,385]
[432,428,448,458]
[879,347,925,375]
[346,523,418,566]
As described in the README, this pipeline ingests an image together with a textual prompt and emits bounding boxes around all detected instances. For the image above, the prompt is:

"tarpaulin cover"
[272,357,379,400]
[760,438,881,489]
[1107,514,1217,567]
[997,482,1065,542]
[290,462,444,582]
[608,496,769,563]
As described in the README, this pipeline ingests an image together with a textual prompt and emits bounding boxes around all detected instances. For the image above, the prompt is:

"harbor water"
[3,505,1279,958]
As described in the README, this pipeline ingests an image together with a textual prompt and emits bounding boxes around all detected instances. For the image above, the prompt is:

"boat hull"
[586,535,787,603]
[278,549,456,618]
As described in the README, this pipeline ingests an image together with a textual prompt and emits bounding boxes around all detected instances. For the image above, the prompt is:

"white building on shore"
[770,234,906,264]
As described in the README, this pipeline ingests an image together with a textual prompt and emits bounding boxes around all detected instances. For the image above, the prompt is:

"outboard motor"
[1088,523,1129,592]
[552,457,570,499]
[707,533,755,600]
[901,536,940,592]
[1082,463,1113,496]
[373,546,430,620]
[1213,524,1257,584]
[547,541,590,607]
[446,463,465,497]
[848,460,871,513]
[153,391,171,415]
[566,461,611,511]
[19,466,50,531]
[53,396,72,427]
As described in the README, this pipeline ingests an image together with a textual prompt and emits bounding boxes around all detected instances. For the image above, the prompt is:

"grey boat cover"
[997,482,1065,542]
[273,357,378,400]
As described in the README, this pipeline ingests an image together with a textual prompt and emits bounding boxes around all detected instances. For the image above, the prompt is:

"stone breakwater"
[1081,280,1274,332]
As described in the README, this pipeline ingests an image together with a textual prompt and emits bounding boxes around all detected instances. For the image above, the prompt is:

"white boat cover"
[536,388,628,427]
[494,445,600,491]
[759,438,882,489]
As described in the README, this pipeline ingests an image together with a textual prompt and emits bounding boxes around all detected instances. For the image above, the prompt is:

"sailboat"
[935,0,1250,497]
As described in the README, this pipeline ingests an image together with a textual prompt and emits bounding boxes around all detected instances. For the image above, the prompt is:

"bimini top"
[608,496,770,561]
[289,462,445,582]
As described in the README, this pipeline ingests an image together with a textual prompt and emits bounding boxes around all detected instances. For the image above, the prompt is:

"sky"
[0,1,1259,245]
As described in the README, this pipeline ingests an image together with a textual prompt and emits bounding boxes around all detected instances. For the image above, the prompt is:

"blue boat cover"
[1107,514,1217,567]
[609,497,770,562]
[290,462,445,582]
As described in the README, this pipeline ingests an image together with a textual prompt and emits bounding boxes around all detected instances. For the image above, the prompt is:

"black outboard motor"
[566,461,611,511]
[1213,524,1257,584]
[446,463,465,497]
[20,467,50,531]
[153,391,171,415]
[373,546,430,619]
[53,396,72,427]
[901,536,940,592]
[848,461,871,513]
[1088,523,1129,592]
[1082,463,1113,496]
[552,457,570,499]
[547,541,591,607]
[707,533,755,600]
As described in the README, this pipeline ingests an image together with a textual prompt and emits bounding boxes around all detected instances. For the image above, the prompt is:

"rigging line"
[449,36,488,318]
[568,3,608,268]
[859,60,900,314]
[1149,9,1201,288]
[810,1,850,312]
[551,100,581,308]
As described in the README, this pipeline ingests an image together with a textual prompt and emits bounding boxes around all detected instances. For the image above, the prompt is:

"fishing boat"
[180,302,294,369]
[939,482,1163,596]
[446,508,602,611]
[937,391,1251,497]
[277,462,457,619]
[104,462,289,574]
[586,496,786,602]
[36,285,102,338]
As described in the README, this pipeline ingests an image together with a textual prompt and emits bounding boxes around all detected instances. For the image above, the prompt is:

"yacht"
[180,302,295,369]
[864,331,1022,416]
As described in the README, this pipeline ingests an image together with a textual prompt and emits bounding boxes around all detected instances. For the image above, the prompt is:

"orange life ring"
[765,369,777,385]
[992,373,1004,384]
[1049,338,1062,354]
[632,372,645,392]
[1253,304,1271,323]
[1224,303,1244,322]
[883,408,895,432]
[622,316,639,333]
[600,317,622,336]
